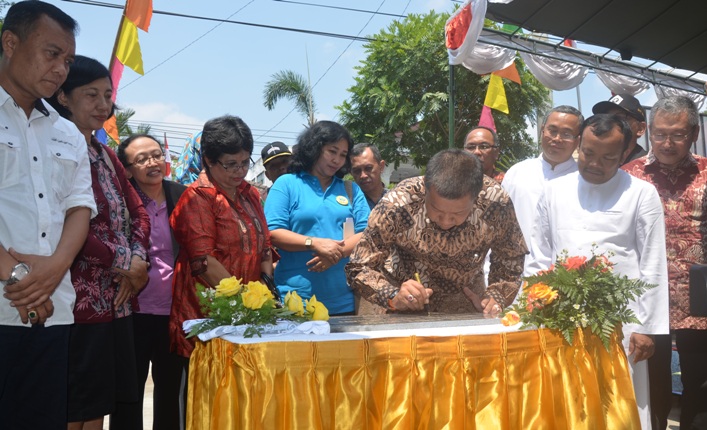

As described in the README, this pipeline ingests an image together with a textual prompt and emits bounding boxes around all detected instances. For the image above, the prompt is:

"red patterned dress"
[169,171,272,357]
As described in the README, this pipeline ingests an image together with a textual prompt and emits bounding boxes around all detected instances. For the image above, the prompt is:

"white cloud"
[129,102,205,128]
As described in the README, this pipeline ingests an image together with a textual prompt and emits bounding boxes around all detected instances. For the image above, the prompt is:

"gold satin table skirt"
[187,328,639,429]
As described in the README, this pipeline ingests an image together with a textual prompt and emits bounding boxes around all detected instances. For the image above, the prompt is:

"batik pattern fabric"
[623,152,707,330]
[169,172,271,357]
[346,176,527,313]
[71,140,150,323]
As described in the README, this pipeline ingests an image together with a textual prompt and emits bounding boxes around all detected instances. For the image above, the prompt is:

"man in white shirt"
[502,106,583,276]
[0,2,96,428]
[529,114,669,430]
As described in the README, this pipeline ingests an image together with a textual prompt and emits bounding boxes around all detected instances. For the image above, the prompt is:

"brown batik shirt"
[346,176,527,313]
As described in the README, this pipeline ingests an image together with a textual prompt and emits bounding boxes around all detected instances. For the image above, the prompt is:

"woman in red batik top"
[169,115,273,359]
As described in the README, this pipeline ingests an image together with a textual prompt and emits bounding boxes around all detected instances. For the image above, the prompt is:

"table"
[187,318,639,429]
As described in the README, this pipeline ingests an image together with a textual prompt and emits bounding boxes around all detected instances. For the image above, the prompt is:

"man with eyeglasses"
[501,105,583,275]
[464,126,504,182]
[592,93,647,165]
[351,143,388,210]
[623,96,707,430]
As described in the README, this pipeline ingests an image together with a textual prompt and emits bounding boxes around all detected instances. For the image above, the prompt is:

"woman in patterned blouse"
[46,56,151,430]
[168,115,273,359]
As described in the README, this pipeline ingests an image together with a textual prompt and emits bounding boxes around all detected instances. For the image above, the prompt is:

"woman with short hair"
[169,115,273,359]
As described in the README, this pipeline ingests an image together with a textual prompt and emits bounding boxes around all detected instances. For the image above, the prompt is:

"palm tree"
[263,70,316,126]
[105,108,151,149]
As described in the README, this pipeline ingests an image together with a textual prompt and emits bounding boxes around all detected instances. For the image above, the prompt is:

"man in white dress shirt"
[529,114,669,430]
[502,106,583,276]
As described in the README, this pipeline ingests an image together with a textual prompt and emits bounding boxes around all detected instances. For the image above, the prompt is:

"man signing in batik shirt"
[346,149,526,315]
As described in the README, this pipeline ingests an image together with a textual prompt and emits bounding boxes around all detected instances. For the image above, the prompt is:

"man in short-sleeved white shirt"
[0,2,96,428]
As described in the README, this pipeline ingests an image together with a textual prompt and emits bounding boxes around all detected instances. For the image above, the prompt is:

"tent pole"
[448,64,456,148]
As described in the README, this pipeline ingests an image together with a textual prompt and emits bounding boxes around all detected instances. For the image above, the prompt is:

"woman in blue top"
[265,121,370,315]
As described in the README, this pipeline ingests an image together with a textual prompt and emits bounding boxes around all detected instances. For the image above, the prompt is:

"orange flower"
[593,255,613,272]
[501,311,521,326]
[536,264,555,276]
[502,310,521,326]
[561,256,587,271]
[527,282,558,305]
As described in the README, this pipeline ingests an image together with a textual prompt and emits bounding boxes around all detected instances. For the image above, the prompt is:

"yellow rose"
[284,291,305,316]
[305,295,330,321]
[214,277,242,297]
[501,310,521,326]
[241,281,274,310]
[527,282,558,305]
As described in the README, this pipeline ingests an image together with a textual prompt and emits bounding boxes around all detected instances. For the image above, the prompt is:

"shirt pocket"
[48,145,80,200]
[0,133,21,189]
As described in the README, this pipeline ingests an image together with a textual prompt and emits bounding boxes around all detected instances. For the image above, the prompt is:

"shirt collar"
[0,86,58,120]
[539,154,577,173]
[645,150,697,169]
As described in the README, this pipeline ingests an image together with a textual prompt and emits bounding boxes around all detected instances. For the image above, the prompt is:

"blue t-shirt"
[264,172,370,314]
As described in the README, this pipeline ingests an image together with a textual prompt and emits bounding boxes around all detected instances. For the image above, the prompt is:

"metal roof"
[485,0,707,92]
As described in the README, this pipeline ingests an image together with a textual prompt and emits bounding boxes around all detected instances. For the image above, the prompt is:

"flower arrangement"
[501,247,655,350]
[186,277,329,338]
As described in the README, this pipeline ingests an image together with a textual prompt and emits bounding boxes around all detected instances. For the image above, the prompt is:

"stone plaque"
[329,313,500,333]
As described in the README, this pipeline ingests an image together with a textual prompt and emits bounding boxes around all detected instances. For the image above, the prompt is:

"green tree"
[106,108,151,149]
[337,12,550,168]
[263,70,316,126]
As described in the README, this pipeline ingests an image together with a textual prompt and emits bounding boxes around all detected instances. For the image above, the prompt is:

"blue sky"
[41,0,682,160]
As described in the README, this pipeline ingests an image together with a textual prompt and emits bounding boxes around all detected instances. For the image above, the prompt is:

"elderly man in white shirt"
[502,105,583,276]
[528,114,669,430]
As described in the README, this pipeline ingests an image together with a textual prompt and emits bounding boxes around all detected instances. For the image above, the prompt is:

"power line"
[61,0,378,43]
[253,0,389,142]
[271,0,405,18]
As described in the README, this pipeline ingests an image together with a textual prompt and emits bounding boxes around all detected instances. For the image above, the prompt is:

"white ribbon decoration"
[654,84,706,111]
[595,70,650,96]
[519,52,588,90]
[446,0,488,66]
[183,319,331,342]
[461,43,516,75]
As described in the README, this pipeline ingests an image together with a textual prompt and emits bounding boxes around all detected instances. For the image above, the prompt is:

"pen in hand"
[415,272,430,315]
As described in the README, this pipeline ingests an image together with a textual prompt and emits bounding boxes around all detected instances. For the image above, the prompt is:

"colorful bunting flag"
[479,105,496,131]
[125,0,153,32]
[104,116,120,144]
[115,18,144,75]
[492,62,522,85]
[164,132,171,177]
[484,74,509,114]
[105,0,153,144]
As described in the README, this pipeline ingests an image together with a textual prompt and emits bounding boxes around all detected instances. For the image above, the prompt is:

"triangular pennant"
[484,74,509,114]
[115,18,144,75]
[479,105,496,131]
[125,0,153,32]
[492,62,522,85]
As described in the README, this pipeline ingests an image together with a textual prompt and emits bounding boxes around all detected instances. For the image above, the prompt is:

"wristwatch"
[305,237,313,249]
[2,262,30,285]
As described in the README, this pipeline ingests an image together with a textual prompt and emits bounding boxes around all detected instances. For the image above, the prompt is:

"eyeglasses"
[651,132,692,143]
[464,143,498,151]
[215,158,254,171]
[127,152,165,167]
[543,127,579,141]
